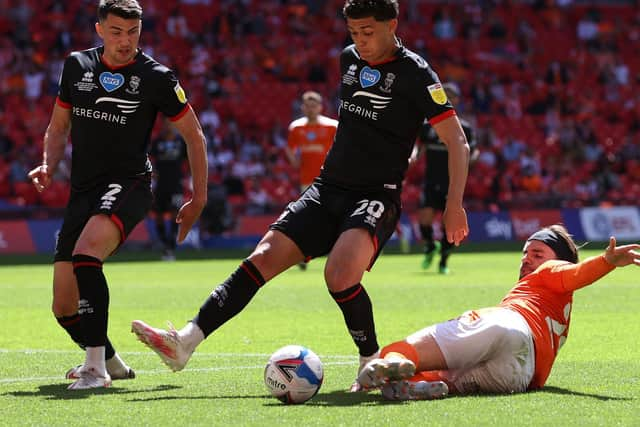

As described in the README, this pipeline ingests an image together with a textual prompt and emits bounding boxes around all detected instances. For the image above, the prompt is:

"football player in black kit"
[414,83,478,274]
[132,0,470,391]
[150,123,187,261]
[28,0,208,390]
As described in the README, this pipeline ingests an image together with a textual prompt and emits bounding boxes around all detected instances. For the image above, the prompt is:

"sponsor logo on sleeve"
[174,83,187,104]
[427,83,447,105]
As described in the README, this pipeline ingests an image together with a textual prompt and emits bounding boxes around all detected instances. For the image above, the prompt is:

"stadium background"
[1,0,639,255]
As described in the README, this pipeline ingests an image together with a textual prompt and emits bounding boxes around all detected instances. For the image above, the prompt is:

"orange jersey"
[499,255,615,389]
[287,115,338,186]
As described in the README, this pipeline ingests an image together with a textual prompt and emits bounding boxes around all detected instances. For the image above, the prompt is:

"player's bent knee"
[52,299,78,317]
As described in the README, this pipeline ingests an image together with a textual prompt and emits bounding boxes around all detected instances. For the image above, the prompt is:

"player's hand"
[175,198,206,243]
[603,236,640,267]
[28,164,52,192]
[442,205,469,246]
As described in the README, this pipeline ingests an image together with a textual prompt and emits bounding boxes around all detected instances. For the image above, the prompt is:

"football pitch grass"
[1,249,638,426]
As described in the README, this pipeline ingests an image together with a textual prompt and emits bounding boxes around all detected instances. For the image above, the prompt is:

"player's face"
[346,17,398,64]
[96,14,141,66]
[302,99,322,120]
[519,240,558,279]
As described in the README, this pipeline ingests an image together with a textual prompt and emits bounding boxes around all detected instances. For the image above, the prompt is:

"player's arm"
[284,146,299,168]
[542,237,639,292]
[171,105,208,243]
[28,103,71,192]
[285,125,300,168]
[432,115,470,246]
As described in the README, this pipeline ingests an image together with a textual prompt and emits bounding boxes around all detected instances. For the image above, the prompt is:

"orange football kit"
[380,255,615,392]
[499,255,615,389]
[287,116,338,187]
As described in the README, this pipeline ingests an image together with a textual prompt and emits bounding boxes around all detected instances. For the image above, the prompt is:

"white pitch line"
[0,361,357,385]
[0,349,356,359]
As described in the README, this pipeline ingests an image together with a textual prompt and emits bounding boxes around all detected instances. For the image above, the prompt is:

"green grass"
[0,250,638,426]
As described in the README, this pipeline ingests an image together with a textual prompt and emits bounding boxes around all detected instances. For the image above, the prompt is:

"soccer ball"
[264,345,323,404]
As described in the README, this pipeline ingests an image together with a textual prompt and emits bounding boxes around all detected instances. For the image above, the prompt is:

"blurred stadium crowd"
[1,0,639,226]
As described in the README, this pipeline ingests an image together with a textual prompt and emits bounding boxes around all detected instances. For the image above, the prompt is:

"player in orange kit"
[356,224,640,400]
[285,91,338,270]
[285,91,338,191]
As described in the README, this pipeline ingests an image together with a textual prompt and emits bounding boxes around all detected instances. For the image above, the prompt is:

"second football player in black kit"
[414,83,478,274]
[28,0,208,390]
[150,123,187,261]
[132,0,470,391]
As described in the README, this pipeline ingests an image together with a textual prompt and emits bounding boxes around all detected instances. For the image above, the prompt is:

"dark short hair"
[98,0,143,22]
[343,0,399,21]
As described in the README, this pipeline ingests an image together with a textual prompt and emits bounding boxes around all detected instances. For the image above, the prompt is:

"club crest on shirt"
[359,66,380,88]
[380,72,395,93]
[427,83,447,105]
[174,83,187,104]
[126,75,141,95]
[99,72,125,92]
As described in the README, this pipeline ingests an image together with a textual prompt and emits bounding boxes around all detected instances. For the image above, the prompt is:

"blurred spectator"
[433,9,456,40]
[245,177,273,215]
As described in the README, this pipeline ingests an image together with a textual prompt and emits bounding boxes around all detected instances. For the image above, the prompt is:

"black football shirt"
[320,43,456,190]
[57,46,189,190]
[150,135,186,189]
[420,117,476,188]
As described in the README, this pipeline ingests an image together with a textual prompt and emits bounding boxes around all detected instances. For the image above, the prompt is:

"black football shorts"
[54,176,152,262]
[270,181,400,268]
[420,182,448,211]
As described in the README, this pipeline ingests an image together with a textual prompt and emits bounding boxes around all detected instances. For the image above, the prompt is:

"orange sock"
[380,341,419,366]
[410,371,444,382]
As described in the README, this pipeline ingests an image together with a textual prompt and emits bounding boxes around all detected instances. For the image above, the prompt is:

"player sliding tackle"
[356,225,640,400]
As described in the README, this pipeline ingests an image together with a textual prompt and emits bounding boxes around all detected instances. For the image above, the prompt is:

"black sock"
[193,259,265,337]
[56,313,116,359]
[330,283,379,357]
[105,340,116,359]
[72,254,109,348]
[168,219,178,251]
[56,313,85,350]
[440,226,454,267]
[155,219,168,247]
[420,224,435,252]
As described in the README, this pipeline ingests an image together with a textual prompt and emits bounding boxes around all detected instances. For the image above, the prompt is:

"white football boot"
[357,356,416,390]
[65,362,135,380]
[381,380,449,401]
[349,351,381,392]
[67,367,112,390]
[131,320,192,371]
